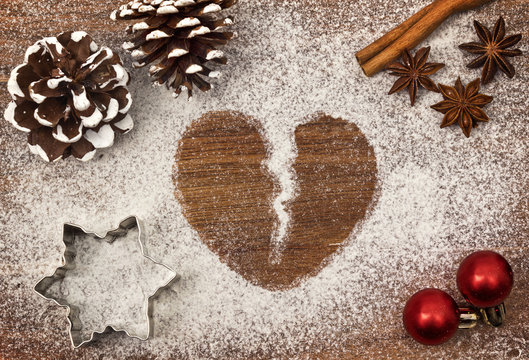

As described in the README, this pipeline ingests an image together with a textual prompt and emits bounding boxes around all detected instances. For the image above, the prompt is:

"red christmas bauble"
[403,288,460,345]
[457,251,513,308]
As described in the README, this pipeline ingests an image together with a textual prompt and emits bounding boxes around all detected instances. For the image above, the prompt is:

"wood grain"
[174,111,377,290]
[0,0,528,359]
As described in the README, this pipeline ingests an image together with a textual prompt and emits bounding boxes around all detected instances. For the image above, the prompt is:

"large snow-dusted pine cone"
[4,31,133,162]
[112,0,237,99]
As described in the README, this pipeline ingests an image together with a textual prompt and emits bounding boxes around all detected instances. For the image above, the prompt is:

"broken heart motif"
[174,111,377,290]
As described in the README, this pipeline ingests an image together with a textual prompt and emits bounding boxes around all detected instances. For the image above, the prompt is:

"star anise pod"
[431,77,493,138]
[459,16,523,84]
[385,47,444,106]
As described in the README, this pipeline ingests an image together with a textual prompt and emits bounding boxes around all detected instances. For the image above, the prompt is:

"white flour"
[1,0,528,358]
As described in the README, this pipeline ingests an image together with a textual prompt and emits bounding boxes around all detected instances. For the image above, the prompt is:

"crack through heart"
[174,111,378,290]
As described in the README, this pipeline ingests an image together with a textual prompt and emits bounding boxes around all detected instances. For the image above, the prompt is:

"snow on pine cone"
[4,31,133,162]
[112,0,237,99]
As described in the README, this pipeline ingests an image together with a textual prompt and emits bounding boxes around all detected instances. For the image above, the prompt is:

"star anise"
[385,47,444,106]
[459,16,523,84]
[431,77,493,138]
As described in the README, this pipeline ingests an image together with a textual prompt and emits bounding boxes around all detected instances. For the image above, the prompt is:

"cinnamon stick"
[356,3,434,65]
[356,0,495,77]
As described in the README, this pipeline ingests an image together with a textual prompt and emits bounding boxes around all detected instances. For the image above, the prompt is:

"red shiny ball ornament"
[403,288,460,345]
[457,251,513,308]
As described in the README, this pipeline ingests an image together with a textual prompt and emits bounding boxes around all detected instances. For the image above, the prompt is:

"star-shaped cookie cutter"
[34,216,178,348]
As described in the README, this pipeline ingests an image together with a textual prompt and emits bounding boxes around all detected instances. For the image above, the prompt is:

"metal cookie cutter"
[35,216,178,348]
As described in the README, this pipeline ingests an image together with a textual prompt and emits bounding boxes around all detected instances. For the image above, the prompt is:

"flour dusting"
[1,0,529,358]
[266,124,297,264]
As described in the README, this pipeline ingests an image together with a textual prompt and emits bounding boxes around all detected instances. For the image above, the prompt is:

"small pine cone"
[112,0,237,99]
[4,31,133,162]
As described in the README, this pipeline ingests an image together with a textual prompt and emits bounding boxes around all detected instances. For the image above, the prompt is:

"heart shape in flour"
[173,111,377,290]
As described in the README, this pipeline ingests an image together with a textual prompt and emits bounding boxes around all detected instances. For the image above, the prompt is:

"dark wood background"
[174,111,378,291]
[0,0,528,359]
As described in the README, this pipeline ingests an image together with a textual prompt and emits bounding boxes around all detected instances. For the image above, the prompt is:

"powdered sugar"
[70,31,88,43]
[83,124,115,148]
[53,122,83,143]
[1,0,528,358]
[7,64,25,98]
[104,98,120,121]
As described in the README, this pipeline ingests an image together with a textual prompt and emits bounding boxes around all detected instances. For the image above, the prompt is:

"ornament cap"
[479,303,506,327]
[458,306,479,329]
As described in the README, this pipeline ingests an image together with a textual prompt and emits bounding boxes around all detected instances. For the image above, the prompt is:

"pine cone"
[112,0,237,99]
[4,31,133,162]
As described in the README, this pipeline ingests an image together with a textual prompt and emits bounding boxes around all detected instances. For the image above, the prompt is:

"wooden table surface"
[1,0,528,359]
